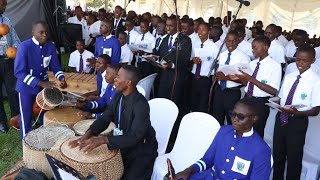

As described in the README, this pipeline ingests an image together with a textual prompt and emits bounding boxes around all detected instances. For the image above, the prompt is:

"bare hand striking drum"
[73,119,116,136]
[58,137,124,180]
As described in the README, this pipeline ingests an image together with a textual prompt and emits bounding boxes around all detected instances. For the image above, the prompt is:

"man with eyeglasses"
[174,98,271,180]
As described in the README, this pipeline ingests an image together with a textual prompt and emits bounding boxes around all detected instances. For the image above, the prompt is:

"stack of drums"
[73,119,116,136]
[58,137,124,180]
[23,126,75,178]
[43,107,87,128]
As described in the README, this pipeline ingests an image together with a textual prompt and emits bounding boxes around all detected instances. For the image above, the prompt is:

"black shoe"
[0,124,8,133]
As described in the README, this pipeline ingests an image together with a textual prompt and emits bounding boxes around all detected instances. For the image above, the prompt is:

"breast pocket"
[103,48,112,57]
[231,156,251,176]
[43,56,52,68]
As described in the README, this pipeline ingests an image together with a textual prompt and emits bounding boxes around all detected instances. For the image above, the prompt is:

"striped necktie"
[245,62,260,97]
[195,43,204,80]
[279,75,301,126]
[219,52,232,90]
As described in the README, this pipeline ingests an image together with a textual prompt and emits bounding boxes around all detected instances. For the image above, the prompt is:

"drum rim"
[43,87,64,106]
[73,120,115,136]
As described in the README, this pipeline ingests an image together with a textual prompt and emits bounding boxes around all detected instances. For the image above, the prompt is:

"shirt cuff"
[23,75,40,88]
[171,63,175,69]
[54,71,65,80]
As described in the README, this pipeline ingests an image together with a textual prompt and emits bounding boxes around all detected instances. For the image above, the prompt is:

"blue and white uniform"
[14,37,65,138]
[94,34,121,65]
[84,84,117,118]
[190,126,271,180]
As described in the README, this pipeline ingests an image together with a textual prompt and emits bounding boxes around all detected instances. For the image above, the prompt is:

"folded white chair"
[151,112,220,180]
[149,98,179,156]
[137,73,157,100]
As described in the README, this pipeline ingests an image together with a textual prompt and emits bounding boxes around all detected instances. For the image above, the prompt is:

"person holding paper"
[236,36,282,138]
[134,19,156,78]
[94,19,121,65]
[190,23,218,112]
[212,31,250,126]
[272,44,320,180]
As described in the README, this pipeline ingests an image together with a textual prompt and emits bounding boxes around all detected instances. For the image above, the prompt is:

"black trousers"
[212,85,241,125]
[272,113,308,180]
[251,97,270,138]
[190,75,211,113]
[0,58,19,128]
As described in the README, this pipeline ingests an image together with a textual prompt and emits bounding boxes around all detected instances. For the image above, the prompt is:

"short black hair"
[118,31,127,38]
[98,8,107,14]
[227,30,239,38]
[121,65,141,86]
[125,18,135,26]
[235,26,245,34]
[101,19,114,29]
[297,44,316,59]
[98,54,111,64]
[253,36,271,47]
[235,98,260,116]
[181,18,194,26]
[211,26,223,37]
[266,24,277,31]
[75,39,85,45]
[108,64,122,72]
[199,23,210,31]
[256,29,265,37]
[153,15,162,21]
[295,29,308,39]
[140,19,150,27]
[32,20,48,28]
[115,5,123,11]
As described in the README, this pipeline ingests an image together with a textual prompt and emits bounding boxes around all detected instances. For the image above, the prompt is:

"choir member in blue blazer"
[14,21,67,138]
[174,98,271,180]
[94,19,121,65]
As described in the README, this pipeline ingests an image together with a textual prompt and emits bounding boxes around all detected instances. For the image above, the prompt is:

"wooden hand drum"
[58,137,124,180]
[23,126,75,178]
[36,87,63,110]
[73,120,115,136]
[43,107,87,128]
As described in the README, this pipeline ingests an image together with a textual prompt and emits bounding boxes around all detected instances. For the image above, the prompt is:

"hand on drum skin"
[75,102,86,108]
[79,136,107,154]
[38,81,56,89]
[59,78,67,89]
[69,130,93,148]
[192,57,201,64]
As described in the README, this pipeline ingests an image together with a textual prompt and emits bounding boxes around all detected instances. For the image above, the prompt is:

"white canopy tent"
[113,0,320,36]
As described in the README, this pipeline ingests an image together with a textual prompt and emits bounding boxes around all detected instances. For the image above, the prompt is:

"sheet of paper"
[265,102,282,112]
[128,44,140,52]
[219,63,251,75]
[58,168,80,180]
[194,48,214,62]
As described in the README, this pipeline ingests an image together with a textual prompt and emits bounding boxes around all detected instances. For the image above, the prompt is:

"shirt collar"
[102,70,107,76]
[235,128,254,137]
[32,37,40,46]
[103,34,113,40]
[160,34,168,40]
[169,32,178,39]
[258,55,271,65]
[300,67,313,79]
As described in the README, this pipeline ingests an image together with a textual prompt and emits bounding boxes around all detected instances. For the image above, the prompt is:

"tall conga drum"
[23,126,75,178]
[36,87,63,110]
[73,119,115,136]
[43,107,86,128]
[58,137,124,180]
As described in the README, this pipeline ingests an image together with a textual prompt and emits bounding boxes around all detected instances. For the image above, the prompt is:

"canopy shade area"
[117,0,320,36]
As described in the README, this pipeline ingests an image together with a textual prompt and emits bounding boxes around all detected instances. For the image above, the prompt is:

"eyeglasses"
[228,111,255,121]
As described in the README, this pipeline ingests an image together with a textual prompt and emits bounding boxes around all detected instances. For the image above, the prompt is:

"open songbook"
[265,99,307,112]
[219,63,252,75]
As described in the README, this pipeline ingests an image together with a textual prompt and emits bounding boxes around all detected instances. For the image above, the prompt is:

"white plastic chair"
[137,73,157,100]
[149,98,179,156]
[136,85,146,97]
[151,112,221,180]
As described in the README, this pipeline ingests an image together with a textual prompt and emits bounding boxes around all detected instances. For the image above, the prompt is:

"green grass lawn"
[0,53,70,177]
[0,101,22,177]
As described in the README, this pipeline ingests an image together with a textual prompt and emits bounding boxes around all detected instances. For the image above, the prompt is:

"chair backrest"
[170,112,220,171]
[137,73,158,100]
[136,85,146,97]
[149,98,179,156]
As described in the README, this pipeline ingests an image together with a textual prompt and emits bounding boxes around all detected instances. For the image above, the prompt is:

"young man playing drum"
[14,21,67,138]
[70,65,158,179]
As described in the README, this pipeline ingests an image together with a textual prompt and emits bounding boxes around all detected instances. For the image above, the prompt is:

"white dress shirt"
[134,32,156,61]
[89,20,101,37]
[68,49,94,73]
[277,35,289,47]
[100,70,108,97]
[285,62,320,76]
[155,34,168,51]
[213,39,227,53]
[125,29,140,45]
[120,44,134,64]
[248,38,255,44]
[84,25,93,46]
[245,28,252,41]
[244,56,282,97]
[189,32,200,43]
[285,41,297,58]
[218,48,251,88]
[315,47,320,59]
[238,40,254,59]
[268,39,286,64]
[279,68,320,111]
[68,16,87,38]
[191,38,219,76]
